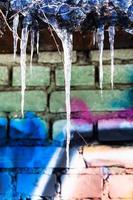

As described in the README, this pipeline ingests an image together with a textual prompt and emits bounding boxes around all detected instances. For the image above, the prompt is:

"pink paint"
[70,97,133,124]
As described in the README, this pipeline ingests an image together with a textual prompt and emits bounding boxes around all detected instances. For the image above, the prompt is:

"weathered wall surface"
[0,30,133,199]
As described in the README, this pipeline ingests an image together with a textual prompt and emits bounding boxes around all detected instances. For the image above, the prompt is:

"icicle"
[63,32,73,169]
[36,31,40,55]
[97,26,104,94]
[52,26,73,168]
[13,14,19,59]
[93,31,96,45]
[30,30,35,72]
[108,26,115,89]
[20,27,29,117]
[125,29,133,35]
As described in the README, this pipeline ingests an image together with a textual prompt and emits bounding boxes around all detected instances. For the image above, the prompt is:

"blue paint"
[0,118,7,139]
[10,112,48,140]
[53,119,93,145]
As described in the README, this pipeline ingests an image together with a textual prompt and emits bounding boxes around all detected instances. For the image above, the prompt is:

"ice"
[30,30,35,72]
[36,30,40,55]
[108,26,115,89]
[52,24,73,168]
[13,14,19,59]
[97,26,104,93]
[20,27,29,117]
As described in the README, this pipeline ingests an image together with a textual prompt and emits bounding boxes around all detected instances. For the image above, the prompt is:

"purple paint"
[70,97,133,124]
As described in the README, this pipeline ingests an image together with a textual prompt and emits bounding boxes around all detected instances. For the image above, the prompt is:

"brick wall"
[0,47,133,199]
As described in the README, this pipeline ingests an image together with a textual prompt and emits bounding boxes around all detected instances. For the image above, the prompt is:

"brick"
[50,89,133,112]
[52,119,93,145]
[0,118,7,139]
[90,49,133,62]
[0,146,85,168]
[10,117,48,140]
[0,173,12,195]
[103,64,133,84]
[83,146,133,168]
[98,119,133,142]
[61,174,102,198]
[13,66,50,86]
[0,67,9,85]
[38,51,77,63]
[108,175,133,198]
[0,54,30,65]
[0,146,65,168]
[0,91,46,112]
[17,173,56,197]
[56,65,95,86]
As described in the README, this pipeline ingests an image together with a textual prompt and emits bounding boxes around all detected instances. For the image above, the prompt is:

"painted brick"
[0,118,7,139]
[10,118,48,140]
[0,146,65,168]
[103,64,133,84]
[50,89,133,112]
[0,173,12,195]
[56,65,95,86]
[0,54,30,65]
[0,67,9,85]
[98,119,133,142]
[52,119,93,145]
[90,49,133,62]
[17,173,56,197]
[108,175,133,198]
[0,91,46,112]
[83,146,133,168]
[0,146,85,168]
[13,66,50,86]
[61,174,102,198]
[38,51,77,64]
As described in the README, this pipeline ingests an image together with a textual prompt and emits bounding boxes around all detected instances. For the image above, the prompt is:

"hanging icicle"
[52,25,73,168]
[97,25,104,94]
[36,30,40,55]
[108,26,115,89]
[13,14,19,59]
[30,30,35,72]
[20,26,29,117]
[63,32,73,169]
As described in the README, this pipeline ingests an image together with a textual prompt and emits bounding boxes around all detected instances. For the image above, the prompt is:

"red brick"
[83,146,133,168]
[67,168,101,175]
[125,168,133,174]
[61,174,103,199]
[108,175,133,198]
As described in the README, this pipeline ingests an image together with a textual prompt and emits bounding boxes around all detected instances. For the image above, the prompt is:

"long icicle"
[97,26,104,94]
[53,26,73,168]
[13,14,19,59]
[63,32,73,169]
[30,30,35,72]
[108,26,115,89]
[20,26,29,117]
[36,30,40,55]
